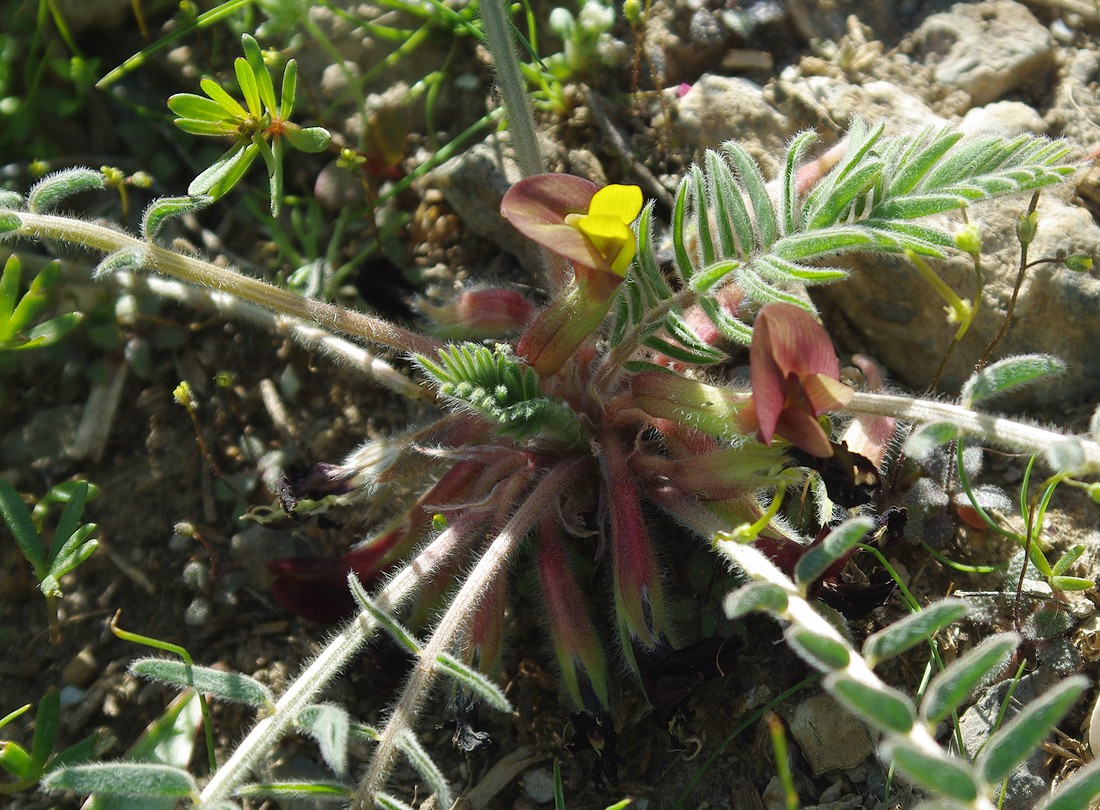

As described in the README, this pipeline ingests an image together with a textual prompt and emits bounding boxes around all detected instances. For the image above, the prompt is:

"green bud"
[1016,210,1038,247]
[955,224,982,256]
[1063,253,1093,273]
[1088,483,1100,505]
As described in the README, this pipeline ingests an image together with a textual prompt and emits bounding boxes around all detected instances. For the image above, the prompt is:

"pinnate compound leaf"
[42,762,197,798]
[862,598,968,667]
[961,354,1066,408]
[297,703,350,777]
[826,673,916,734]
[723,582,789,618]
[28,168,105,213]
[921,633,1019,725]
[977,675,1087,785]
[794,516,873,589]
[880,739,979,802]
[416,343,583,445]
[785,625,850,671]
[129,658,274,710]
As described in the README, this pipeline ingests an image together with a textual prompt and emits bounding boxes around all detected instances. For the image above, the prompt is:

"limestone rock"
[912,0,1054,107]
[665,75,793,176]
[814,191,1100,407]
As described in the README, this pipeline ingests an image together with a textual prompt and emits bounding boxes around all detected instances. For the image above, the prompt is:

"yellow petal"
[588,184,643,224]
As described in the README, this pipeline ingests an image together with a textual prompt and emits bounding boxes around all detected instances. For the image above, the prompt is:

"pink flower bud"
[420,287,535,339]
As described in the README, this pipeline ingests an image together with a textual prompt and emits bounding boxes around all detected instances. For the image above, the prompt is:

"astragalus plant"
[4,114,1100,808]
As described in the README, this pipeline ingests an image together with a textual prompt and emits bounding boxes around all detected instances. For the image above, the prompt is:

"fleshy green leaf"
[237,782,354,800]
[93,247,148,279]
[1050,575,1094,591]
[1037,757,1100,810]
[347,575,420,654]
[826,673,915,734]
[8,313,84,350]
[0,479,45,571]
[42,762,198,798]
[198,77,247,119]
[398,729,451,807]
[188,142,259,199]
[142,196,214,241]
[723,581,789,618]
[297,704,350,777]
[285,125,331,153]
[785,625,850,671]
[862,598,968,667]
[902,422,963,460]
[28,168,105,213]
[167,92,234,123]
[436,653,512,713]
[794,516,873,589]
[279,58,298,118]
[976,675,1087,785]
[129,659,274,710]
[30,687,60,769]
[242,33,278,114]
[0,254,22,325]
[961,354,1066,408]
[921,633,1019,725]
[880,739,979,802]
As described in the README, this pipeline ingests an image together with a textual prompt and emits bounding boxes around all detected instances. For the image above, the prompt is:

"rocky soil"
[2,1,1100,809]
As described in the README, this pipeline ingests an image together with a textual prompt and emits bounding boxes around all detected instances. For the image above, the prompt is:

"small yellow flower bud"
[1016,210,1038,246]
[955,224,982,256]
[1063,253,1093,273]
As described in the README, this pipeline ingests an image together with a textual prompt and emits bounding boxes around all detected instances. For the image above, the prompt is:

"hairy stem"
[3,210,442,358]
[112,272,428,400]
[352,459,583,808]
[198,518,478,805]
[847,391,1100,473]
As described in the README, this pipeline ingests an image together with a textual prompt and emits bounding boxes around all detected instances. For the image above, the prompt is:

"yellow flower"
[564,184,643,276]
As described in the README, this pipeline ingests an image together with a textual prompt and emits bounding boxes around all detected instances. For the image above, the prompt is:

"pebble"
[788,693,875,775]
[62,645,98,688]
